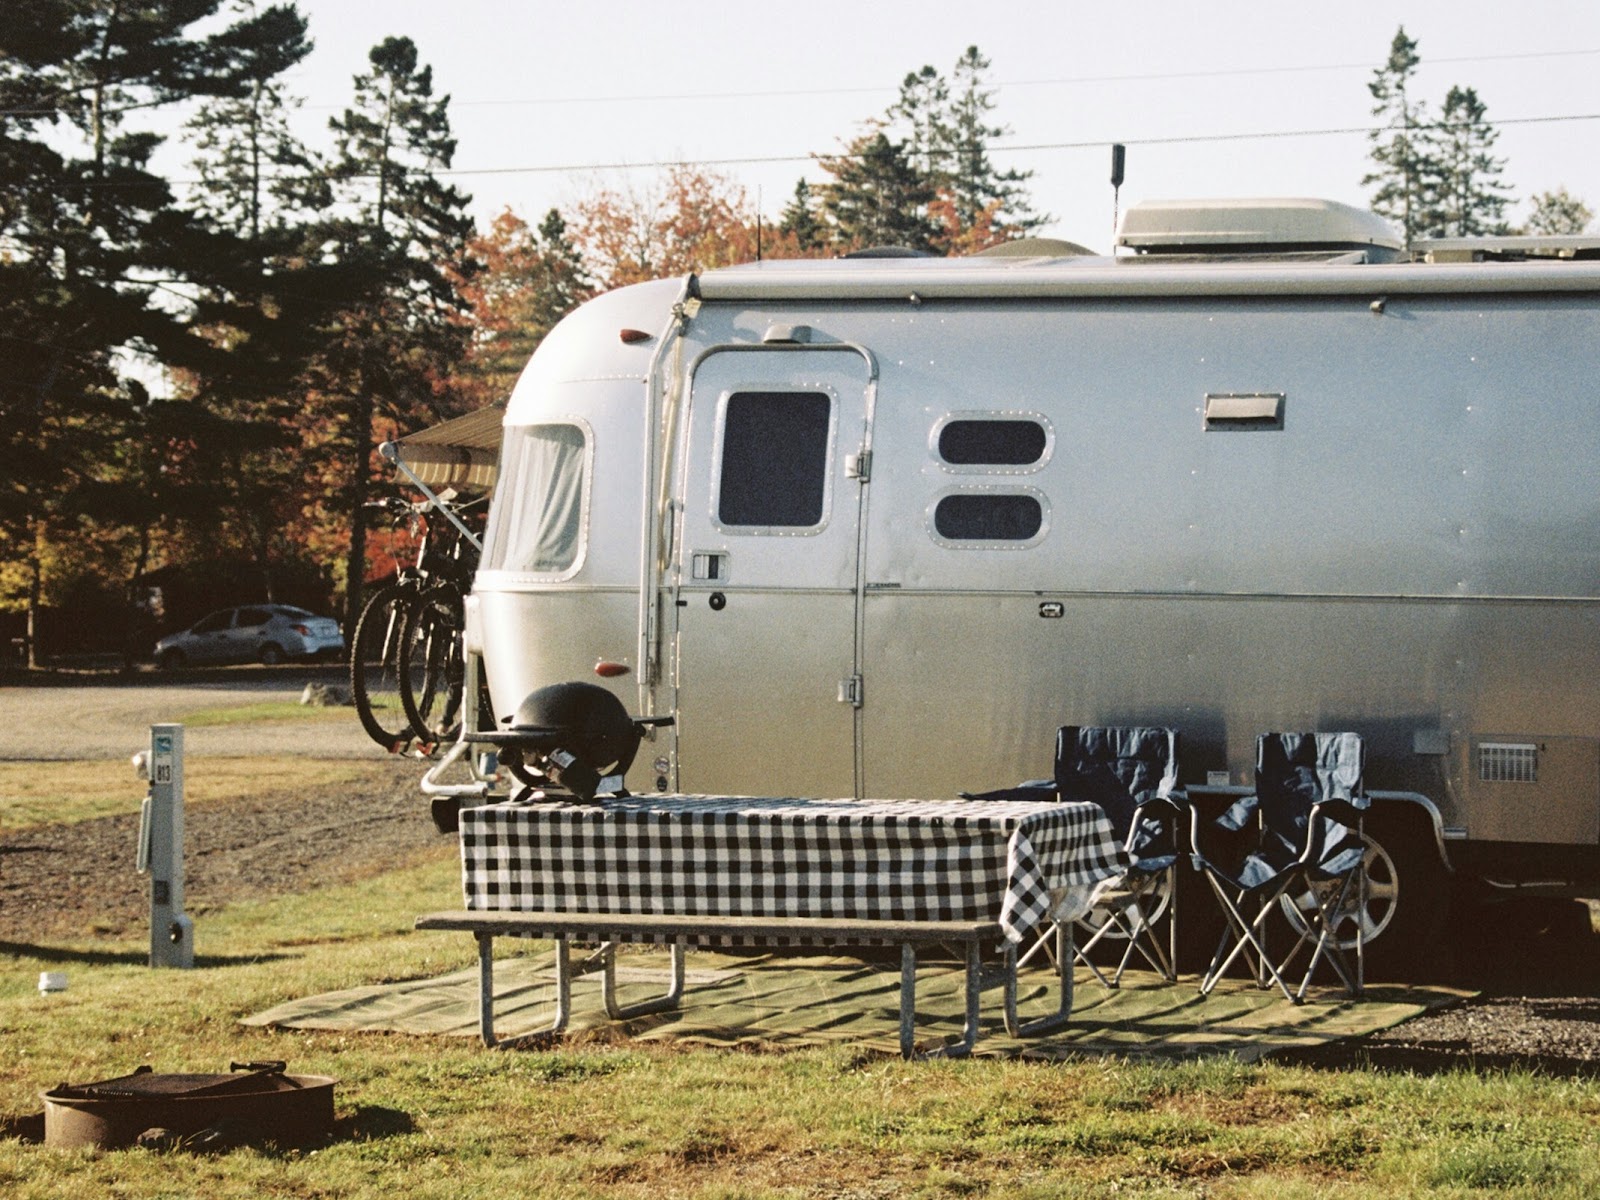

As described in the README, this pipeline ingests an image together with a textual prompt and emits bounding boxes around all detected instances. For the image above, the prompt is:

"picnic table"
[422,794,1126,1055]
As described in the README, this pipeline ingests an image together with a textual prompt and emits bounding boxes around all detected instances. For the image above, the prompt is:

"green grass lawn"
[3,800,1599,1197]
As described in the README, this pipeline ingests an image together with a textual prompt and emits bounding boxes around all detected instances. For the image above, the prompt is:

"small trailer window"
[937,418,1048,466]
[717,391,833,528]
[483,422,588,575]
[932,490,1046,544]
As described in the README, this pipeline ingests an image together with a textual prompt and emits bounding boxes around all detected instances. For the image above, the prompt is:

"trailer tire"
[1363,811,1453,980]
[1276,805,1451,982]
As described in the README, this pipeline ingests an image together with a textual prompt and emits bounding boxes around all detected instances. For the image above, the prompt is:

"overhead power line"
[39,111,1600,192]
[7,46,1600,119]
[403,111,1600,180]
[432,47,1600,109]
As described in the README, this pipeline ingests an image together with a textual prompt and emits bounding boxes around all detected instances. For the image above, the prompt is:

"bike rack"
[419,650,496,802]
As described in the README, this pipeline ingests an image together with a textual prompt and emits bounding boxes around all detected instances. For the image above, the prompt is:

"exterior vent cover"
[1118,197,1403,256]
[1479,742,1538,784]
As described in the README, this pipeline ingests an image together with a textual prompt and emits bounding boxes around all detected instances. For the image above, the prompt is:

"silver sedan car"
[154,605,344,668]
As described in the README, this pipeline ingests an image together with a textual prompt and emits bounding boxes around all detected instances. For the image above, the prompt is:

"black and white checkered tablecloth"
[459,795,1126,945]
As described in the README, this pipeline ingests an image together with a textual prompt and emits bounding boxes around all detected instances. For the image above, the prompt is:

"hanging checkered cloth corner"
[458,796,1127,947]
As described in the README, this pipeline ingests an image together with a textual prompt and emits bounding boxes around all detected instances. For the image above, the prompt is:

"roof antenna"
[1110,143,1126,253]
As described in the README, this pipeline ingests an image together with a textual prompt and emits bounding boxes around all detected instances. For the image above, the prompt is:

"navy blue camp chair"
[965,725,1185,987]
[1192,731,1370,1002]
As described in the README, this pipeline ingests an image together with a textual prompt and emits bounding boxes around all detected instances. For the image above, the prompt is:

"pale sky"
[273,1,1600,253]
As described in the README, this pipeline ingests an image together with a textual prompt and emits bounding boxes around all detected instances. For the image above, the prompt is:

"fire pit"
[41,1062,335,1149]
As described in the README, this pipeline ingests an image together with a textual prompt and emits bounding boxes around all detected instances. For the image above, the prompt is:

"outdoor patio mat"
[243,946,1469,1060]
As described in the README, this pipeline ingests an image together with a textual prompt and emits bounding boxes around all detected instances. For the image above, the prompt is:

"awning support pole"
[378,441,483,552]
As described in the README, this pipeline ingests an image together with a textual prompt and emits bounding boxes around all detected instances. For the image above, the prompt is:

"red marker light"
[619,328,652,344]
[594,660,631,678]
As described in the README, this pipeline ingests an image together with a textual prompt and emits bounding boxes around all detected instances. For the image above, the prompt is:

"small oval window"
[938,419,1047,466]
[934,493,1044,542]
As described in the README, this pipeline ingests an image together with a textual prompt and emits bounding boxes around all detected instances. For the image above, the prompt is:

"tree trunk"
[344,389,376,629]
[25,546,42,670]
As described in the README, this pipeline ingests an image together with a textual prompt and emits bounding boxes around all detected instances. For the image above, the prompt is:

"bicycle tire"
[350,580,419,751]
[399,582,466,746]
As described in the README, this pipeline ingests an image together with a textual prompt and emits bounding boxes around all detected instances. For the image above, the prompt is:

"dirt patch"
[0,757,447,945]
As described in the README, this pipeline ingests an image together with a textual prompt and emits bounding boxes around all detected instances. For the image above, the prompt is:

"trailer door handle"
[837,675,863,707]
[1203,392,1284,431]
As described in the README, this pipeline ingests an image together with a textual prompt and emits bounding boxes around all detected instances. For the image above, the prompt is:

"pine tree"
[815,130,939,253]
[316,35,476,621]
[890,64,950,181]
[179,1,326,606]
[1363,26,1442,245]
[777,179,826,253]
[186,2,323,243]
[0,0,264,665]
[1428,85,1513,237]
[879,47,1043,253]
[1522,187,1593,235]
[941,46,1044,240]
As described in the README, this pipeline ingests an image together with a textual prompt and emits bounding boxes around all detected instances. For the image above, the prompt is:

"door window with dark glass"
[716,391,834,529]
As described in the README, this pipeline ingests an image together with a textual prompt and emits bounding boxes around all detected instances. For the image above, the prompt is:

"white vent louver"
[1479,742,1538,784]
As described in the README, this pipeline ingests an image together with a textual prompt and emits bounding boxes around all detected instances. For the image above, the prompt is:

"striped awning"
[392,403,505,493]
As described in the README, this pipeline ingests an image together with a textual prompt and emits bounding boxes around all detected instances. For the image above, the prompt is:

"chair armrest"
[1137,785,1188,814]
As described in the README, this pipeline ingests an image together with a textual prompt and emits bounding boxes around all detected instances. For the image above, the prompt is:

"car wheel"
[157,649,186,671]
[260,644,286,666]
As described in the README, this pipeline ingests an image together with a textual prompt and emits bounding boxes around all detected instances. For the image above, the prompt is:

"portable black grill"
[468,680,673,803]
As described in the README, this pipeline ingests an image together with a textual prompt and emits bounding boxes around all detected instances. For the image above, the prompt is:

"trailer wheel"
[1277,809,1450,980]
[1278,832,1399,950]
[1077,870,1172,940]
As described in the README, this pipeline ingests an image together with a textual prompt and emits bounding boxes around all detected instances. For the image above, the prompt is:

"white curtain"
[483,424,587,573]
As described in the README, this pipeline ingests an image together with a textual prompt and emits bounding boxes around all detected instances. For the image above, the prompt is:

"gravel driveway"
[0,666,375,761]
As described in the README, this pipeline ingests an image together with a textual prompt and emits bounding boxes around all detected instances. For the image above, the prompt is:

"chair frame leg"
[1197,874,1301,1004]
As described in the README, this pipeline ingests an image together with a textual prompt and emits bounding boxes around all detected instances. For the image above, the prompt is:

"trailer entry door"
[671,349,874,797]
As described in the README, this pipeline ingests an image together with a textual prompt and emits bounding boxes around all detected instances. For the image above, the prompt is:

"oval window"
[938,419,1047,466]
[933,493,1044,542]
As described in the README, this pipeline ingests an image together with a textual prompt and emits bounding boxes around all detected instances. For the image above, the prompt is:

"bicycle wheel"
[349,581,417,751]
[399,583,465,746]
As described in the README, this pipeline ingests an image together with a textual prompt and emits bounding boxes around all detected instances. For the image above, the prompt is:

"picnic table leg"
[903,941,980,1060]
[551,936,572,1033]
[1004,925,1074,1038]
[899,943,917,1058]
[601,937,687,1019]
[476,931,497,1048]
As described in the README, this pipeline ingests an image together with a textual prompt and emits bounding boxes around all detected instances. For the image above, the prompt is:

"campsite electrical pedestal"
[136,724,193,969]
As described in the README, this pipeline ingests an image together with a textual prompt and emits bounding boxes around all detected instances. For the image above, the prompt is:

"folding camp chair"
[964,726,1185,988]
[1191,731,1370,1003]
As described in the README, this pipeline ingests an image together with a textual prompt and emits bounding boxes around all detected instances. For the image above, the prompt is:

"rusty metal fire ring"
[41,1062,335,1149]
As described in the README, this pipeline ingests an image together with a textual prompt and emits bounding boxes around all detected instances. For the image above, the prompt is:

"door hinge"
[845,450,872,482]
[837,674,864,707]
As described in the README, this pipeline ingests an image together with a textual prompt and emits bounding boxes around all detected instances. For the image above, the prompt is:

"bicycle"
[397,515,480,748]
[349,494,482,753]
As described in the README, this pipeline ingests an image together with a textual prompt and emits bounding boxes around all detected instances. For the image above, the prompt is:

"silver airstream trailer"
[435,198,1600,964]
